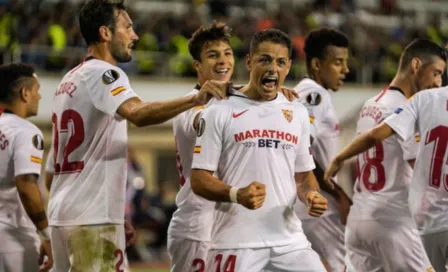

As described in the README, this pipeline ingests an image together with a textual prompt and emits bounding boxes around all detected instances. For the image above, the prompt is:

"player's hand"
[324,158,344,183]
[279,87,299,102]
[194,80,230,105]
[337,190,352,225]
[236,181,266,210]
[38,239,53,272]
[124,220,136,247]
[306,190,328,217]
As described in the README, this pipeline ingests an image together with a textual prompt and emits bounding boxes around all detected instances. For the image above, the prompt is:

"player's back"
[168,87,214,242]
[48,58,137,226]
[193,91,314,249]
[399,88,448,234]
[0,113,42,234]
[350,88,416,223]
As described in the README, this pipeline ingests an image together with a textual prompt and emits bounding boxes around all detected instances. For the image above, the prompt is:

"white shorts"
[50,224,126,272]
[301,214,345,272]
[208,242,325,272]
[167,235,210,272]
[345,220,432,272]
[0,229,40,272]
[421,230,448,272]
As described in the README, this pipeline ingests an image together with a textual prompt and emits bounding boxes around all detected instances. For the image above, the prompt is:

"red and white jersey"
[192,91,315,249]
[349,87,418,224]
[294,78,339,218]
[385,87,448,235]
[0,111,44,233]
[47,58,138,226]
[168,86,215,242]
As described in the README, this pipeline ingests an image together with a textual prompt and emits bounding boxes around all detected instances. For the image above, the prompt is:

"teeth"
[215,69,229,74]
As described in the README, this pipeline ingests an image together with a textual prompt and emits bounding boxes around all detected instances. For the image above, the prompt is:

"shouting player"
[46,0,227,271]
[345,39,445,271]
[168,22,299,272]
[324,47,448,272]
[190,29,328,271]
[293,28,352,271]
[0,63,53,271]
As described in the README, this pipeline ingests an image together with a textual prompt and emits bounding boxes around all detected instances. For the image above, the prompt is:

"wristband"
[37,228,50,240]
[229,187,240,203]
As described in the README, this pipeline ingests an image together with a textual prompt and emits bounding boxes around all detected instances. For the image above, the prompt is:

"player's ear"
[411,57,422,74]
[19,86,30,103]
[246,54,252,72]
[99,25,112,42]
[310,57,320,72]
[193,59,201,73]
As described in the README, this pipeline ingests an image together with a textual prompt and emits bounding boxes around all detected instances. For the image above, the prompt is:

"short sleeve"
[13,127,44,177]
[173,105,205,140]
[191,105,226,172]
[295,107,316,173]
[45,146,54,174]
[297,91,329,125]
[384,96,419,141]
[399,133,420,161]
[86,67,138,116]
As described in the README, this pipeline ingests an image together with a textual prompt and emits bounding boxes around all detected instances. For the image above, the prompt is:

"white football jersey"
[385,87,448,235]
[294,78,339,218]
[191,91,315,249]
[48,58,138,226]
[45,145,54,174]
[0,111,44,233]
[349,87,418,224]
[168,86,215,242]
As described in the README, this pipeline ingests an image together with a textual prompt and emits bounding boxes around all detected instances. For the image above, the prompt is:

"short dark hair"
[399,39,447,69]
[79,0,126,45]
[304,28,349,67]
[249,29,292,58]
[0,63,35,103]
[188,22,232,61]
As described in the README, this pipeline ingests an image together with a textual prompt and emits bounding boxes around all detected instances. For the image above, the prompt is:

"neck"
[86,44,117,66]
[0,103,27,118]
[198,74,206,87]
[389,71,416,99]
[309,73,326,89]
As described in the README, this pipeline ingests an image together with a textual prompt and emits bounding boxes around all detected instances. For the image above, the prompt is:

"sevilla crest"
[282,109,293,123]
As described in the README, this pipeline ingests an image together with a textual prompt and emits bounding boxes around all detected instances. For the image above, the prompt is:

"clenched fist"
[236,181,266,210]
[306,190,328,217]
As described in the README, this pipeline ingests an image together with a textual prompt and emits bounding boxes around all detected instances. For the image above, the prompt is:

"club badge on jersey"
[282,109,294,123]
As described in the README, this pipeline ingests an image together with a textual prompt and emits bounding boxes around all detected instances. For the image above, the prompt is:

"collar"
[388,86,405,96]
[0,108,14,116]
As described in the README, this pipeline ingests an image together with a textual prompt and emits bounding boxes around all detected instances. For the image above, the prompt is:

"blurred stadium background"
[1,0,447,271]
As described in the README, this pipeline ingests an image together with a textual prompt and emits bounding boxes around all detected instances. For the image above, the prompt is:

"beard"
[110,38,132,63]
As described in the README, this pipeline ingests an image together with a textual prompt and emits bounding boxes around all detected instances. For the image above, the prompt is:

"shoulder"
[294,79,329,107]
[82,60,129,85]
[10,117,43,148]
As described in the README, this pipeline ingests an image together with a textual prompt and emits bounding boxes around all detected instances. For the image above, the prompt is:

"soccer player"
[324,49,448,272]
[0,63,53,271]
[46,0,227,271]
[344,39,445,272]
[168,22,299,272]
[190,29,328,271]
[293,28,352,271]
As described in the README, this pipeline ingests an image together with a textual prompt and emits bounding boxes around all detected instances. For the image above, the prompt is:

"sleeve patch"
[306,92,322,105]
[32,134,44,150]
[110,86,126,96]
[394,107,403,114]
[197,118,206,137]
[194,146,201,154]
[30,156,42,164]
[102,69,120,85]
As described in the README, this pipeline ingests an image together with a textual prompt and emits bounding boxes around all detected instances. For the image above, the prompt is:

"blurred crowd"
[1,0,448,83]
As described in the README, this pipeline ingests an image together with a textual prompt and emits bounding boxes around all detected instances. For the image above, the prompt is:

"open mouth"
[261,76,278,89]
[214,68,230,75]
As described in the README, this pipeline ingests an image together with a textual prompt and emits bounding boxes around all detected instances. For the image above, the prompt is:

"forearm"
[296,171,320,203]
[191,169,232,202]
[132,95,197,126]
[313,162,345,199]
[336,131,378,162]
[15,175,48,230]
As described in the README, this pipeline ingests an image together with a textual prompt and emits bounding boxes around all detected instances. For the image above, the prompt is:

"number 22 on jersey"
[52,110,85,174]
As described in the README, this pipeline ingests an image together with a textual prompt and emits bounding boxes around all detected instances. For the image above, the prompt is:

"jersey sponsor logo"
[234,129,298,144]
[32,134,44,150]
[306,92,321,106]
[0,130,9,150]
[194,145,201,154]
[394,107,403,114]
[232,109,249,118]
[110,86,126,96]
[281,109,293,123]
[30,155,42,164]
[197,118,206,137]
[102,69,120,85]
